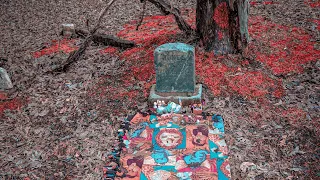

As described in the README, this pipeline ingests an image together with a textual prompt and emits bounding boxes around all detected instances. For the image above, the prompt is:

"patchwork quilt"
[104,112,231,180]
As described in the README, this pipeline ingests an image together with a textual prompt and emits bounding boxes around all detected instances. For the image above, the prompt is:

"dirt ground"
[0,0,319,179]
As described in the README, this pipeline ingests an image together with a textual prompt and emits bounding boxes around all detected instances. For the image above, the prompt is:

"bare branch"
[54,0,119,72]
[51,35,94,72]
[146,0,194,35]
[136,1,147,30]
[91,0,118,34]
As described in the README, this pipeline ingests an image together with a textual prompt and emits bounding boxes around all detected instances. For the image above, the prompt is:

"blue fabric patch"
[217,158,229,180]
[140,172,148,180]
[154,165,177,172]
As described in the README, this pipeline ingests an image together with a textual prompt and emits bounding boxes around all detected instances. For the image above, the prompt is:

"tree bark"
[196,0,249,54]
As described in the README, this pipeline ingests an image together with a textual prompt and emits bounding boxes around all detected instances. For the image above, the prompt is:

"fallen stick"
[75,29,135,49]
[53,0,119,72]
[57,35,94,72]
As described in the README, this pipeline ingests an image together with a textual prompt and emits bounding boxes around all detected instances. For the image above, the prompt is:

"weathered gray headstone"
[61,23,75,37]
[0,67,13,89]
[154,43,195,93]
[149,43,202,105]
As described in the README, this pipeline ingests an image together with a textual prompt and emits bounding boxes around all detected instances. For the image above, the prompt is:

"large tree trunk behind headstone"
[196,0,249,54]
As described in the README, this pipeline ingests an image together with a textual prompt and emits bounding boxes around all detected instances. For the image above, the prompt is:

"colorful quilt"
[104,112,231,180]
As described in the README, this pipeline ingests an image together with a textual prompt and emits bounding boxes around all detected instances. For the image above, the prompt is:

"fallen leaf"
[240,162,256,172]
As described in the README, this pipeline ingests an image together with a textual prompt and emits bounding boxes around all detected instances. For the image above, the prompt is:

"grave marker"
[154,43,195,93]
[0,68,13,90]
[149,43,202,105]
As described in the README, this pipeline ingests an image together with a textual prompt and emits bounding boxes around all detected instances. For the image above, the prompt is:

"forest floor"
[0,0,319,179]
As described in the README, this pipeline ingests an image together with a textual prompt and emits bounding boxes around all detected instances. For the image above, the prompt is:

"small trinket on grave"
[61,23,75,38]
[118,129,124,137]
[202,99,206,105]
[107,162,118,170]
[156,100,167,114]
[193,103,203,115]
[166,102,182,113]
[153,102,158,109]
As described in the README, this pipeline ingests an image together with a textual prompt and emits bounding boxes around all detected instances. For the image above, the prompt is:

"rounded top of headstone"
[0,67,13,90]
[155,43,194,53]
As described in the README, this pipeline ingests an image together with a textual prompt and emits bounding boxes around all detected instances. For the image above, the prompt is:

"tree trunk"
[196,0,249,54]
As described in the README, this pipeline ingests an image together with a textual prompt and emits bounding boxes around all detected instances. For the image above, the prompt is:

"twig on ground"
[91,0,118,34]
[54,35,95,72]
[75,29,135,48]
[53,0,119,73]
[136,1,147,30]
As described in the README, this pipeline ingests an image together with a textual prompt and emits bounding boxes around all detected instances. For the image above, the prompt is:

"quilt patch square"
[186,125,210,151]
[104,113,231,180]
[144,149,177,166]
[209,134,229,159]
[152,126,187,150]
[140,165,177,180]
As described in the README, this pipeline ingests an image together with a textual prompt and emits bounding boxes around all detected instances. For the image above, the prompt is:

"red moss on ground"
[100,46,119,55]
[98,11,316,99]
[213,2,229,29]
[32,39,78,58]
[308,19,320,30]
[195,50,231,95]
[0,92,8,100]
[304,0,320,8]
[0,94,24,116]
[249,16,320,75]
[280,107,307,121]
[276,107,312,128]
[227,71,283,98]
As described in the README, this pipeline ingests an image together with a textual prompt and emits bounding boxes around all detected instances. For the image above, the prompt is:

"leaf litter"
[0,0,319,179]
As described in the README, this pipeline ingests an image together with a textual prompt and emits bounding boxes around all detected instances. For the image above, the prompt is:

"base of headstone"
[148,84,202,106]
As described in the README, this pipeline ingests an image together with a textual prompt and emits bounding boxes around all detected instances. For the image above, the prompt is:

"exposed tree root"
[146,0,195,35]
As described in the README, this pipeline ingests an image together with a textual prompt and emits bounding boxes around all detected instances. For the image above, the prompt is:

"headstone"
[154,43,195,93]
[61,23,75,37]
[0,67,13,89]
[149,43,202,105]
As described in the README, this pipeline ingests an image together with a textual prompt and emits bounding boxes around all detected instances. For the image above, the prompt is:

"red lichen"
[195,50,230,95]
[218,31,224,40]
[32,39,78,58]
[250,1,258,6]
[213,2,229,29]
[0,97,24,116]
[308,19,320,30]
[304,0,320,8]
[100,46,119,55]
[0,92,8,100]
[278,107,307,126]
[249,16,320,75]
[227,71,282,98]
